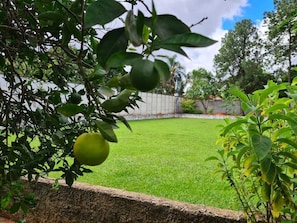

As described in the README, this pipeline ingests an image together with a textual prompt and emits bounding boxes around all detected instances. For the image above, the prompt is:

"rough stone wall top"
[1,178,245,223]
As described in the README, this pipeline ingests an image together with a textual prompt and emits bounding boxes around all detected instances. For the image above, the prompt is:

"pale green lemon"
[73,133,109,166]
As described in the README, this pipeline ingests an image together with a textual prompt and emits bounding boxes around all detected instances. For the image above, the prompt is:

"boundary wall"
[119,92,181,116]
[0,178,245,223]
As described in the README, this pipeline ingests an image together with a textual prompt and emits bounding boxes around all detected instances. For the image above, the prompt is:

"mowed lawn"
[56,118,240,210]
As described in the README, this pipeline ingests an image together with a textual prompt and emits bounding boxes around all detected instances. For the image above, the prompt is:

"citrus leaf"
[154,59,170,81]
[156,45,188,57]
[61,22,72,46]
[97,28,128,68]
[125,10,144,46]
[106,52,143,68]
[57,104,84,117]
[116,115,132,132]
[118,73,134,89]
[65,172,74,186]
[116,89,133,104]
[152,33,217,48]
[252,135,272,160]
[98,86,115,98]
[101,99,126,113]
[85,0,126,28]
[145,14,191,40]
[38,11,64,24]
[94,120,118,142]
[101,89,133,113]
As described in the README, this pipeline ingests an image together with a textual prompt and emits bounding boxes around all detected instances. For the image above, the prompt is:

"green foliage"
[153,55,187,96]
[180,99,202,114]
[0,0,216,215]
[185,67,219,113]
[264,0,297,83]
[214,19,271,94]
[212,80,297,222]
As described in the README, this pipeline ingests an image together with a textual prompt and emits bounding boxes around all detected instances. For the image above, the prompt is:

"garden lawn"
[51,118,240,210]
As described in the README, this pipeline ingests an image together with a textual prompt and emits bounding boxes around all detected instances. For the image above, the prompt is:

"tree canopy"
[185,68,219,113]
[0,0,216,214]
[264,0,297,83]
[213,19,270,94]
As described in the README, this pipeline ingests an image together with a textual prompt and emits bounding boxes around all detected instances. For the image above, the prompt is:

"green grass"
[52,118,240,210]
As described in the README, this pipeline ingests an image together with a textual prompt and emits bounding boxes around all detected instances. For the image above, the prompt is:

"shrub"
[180,99,202,114]
[209,81,297,222]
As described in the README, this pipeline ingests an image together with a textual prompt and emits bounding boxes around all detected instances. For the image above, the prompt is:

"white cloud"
[151,0,249,73]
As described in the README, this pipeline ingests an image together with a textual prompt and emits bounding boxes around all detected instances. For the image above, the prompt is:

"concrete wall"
[1,178,245,223]
[119,92,181,116]
[196,100,242,115]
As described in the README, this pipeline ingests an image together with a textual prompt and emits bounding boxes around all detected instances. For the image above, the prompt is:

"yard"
[51,117,240,210]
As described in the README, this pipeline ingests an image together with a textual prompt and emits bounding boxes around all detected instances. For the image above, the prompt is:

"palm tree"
[153,55,187,96]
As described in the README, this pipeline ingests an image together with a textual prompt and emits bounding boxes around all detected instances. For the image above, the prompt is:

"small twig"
[0,24,19,31]
[189,17,208,28]
[139,0,152,14]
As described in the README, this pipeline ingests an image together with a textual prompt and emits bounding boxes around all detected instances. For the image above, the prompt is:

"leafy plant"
[185,67,219,113]
[209,80,297,222]
[0,0,216,215]
[180,99,202,114]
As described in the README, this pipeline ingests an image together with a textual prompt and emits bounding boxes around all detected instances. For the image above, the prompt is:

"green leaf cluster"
[0,0,216,215]
[213,79,297,222]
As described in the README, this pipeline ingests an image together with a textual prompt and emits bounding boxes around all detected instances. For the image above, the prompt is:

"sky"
[152,0,275,73]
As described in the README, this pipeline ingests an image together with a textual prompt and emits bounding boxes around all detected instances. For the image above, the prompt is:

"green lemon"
[73,133,109,166]
[130,59,160,92]
[68,92,82,104]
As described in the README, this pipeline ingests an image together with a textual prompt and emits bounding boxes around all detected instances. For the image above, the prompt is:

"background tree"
[214,19,269,93]
[264,0,297,83]
[185,68,219,113]
[0,0,216,214]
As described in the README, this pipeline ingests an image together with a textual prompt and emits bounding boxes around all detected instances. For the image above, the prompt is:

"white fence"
[119,92,181,117]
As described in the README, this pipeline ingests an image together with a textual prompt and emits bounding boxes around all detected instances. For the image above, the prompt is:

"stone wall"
[1,178,246,223]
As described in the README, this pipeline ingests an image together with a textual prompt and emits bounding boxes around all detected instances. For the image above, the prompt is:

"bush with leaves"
[180,99,202,114]
[0,0,216,215]
[209,80,297,222]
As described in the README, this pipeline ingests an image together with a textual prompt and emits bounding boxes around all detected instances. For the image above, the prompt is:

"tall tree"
[185,68,219,113]
[214,19,268,93]
[264,0,297,83]
[153,55,187,96]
